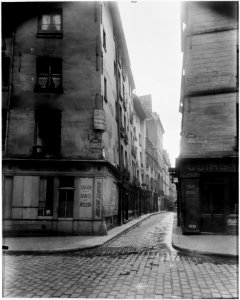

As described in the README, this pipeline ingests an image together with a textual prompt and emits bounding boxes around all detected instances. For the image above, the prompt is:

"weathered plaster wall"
[7,2,102,159]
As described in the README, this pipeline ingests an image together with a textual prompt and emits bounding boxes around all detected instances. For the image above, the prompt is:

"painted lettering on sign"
[79,178,93,218]
[186,163,235,172]
[94,109,106,131]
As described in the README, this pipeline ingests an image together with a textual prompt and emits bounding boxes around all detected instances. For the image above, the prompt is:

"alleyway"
[3,212,238,298]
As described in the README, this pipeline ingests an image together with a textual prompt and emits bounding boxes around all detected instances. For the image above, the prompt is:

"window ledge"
[37,32,63,39]
[38,216,53,219]
[34,85,63,94]
[58,218,73,221]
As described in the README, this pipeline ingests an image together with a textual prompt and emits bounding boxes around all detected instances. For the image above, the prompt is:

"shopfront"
[175,157,238,234]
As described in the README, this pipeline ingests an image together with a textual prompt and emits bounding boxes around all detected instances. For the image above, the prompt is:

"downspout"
[4,32,15,155]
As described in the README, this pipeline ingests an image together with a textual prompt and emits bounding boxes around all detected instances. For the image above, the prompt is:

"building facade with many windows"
[2,2,174,236]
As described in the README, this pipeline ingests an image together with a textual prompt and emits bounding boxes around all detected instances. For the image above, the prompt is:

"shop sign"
[94,109,106,131]
[95,179,102,218]
[182,160,237,173]
[79,178,93,218]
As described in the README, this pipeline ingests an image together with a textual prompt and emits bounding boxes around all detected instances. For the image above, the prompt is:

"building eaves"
[108,2,136,90]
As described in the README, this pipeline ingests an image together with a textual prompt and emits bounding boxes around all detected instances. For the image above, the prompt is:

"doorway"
[200,181,226,233]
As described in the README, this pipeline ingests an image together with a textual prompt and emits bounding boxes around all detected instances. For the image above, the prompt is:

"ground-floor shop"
[175,157,238,234]
[3,159,166,236]
[3,159,121,236]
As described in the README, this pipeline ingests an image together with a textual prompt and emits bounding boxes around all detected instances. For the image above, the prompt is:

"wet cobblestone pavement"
[3,213,238,298]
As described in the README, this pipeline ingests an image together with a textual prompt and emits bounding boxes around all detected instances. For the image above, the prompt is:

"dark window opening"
[104,77,107,102]
[103,29,106,51]
[38,177,54,216]
[125,150,128,168]
[58,177,74,218]
[35,57,62,93]
[34,109,61,156]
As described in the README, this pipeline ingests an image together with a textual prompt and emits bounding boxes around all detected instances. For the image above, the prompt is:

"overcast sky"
[118,1,183,166]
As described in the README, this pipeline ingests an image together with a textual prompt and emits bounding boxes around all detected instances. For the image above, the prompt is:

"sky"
[118,1,183,166]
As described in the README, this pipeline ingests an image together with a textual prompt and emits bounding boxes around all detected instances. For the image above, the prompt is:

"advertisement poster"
[79,178,93,219]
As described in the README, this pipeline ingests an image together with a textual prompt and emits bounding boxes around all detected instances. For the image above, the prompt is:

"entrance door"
[200,183,225,233]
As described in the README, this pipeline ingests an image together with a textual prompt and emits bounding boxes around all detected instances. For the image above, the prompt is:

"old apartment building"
[2,2,173,236]
[174,2,238,234]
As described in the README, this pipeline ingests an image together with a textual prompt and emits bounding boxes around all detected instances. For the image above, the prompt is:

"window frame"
[34,108,61,156]
[37,9,63,38]
[35,57,63,93]
[38,177,54,217]
[58,177,75,218]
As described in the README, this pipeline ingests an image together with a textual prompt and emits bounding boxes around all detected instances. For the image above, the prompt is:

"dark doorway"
[200,181,226,233]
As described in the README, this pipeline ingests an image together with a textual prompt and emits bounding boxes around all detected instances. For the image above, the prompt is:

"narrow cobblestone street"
[3,212,238,298]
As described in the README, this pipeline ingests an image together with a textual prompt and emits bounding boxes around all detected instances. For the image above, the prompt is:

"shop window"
[35,57,62,93]
[34,109,61,156]
[58,177,74,218]
[38,177,54,216]
[37,10,63,37]
[2,54,10,87]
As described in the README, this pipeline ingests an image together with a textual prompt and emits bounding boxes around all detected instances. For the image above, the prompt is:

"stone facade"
[175,2,238,234]
[2,2,174,236]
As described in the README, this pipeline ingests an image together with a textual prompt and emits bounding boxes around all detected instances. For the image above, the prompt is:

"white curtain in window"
[41,15,51,30]
[52,15,61,30]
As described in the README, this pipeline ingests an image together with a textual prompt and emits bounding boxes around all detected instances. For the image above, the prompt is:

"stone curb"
[171,217,238,258]
[3,211,165,255]
[172,241,238,258]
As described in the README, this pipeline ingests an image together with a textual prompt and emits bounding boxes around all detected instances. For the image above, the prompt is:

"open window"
[34,109,61,156]
[35,57,62,93]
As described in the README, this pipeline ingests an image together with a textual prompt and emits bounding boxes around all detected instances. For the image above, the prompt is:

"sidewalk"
[172,214,238,257]
[2,212,160,254]
[3,213,238,257]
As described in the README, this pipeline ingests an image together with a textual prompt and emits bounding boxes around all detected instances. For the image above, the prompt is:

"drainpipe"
[5,32,15,155]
